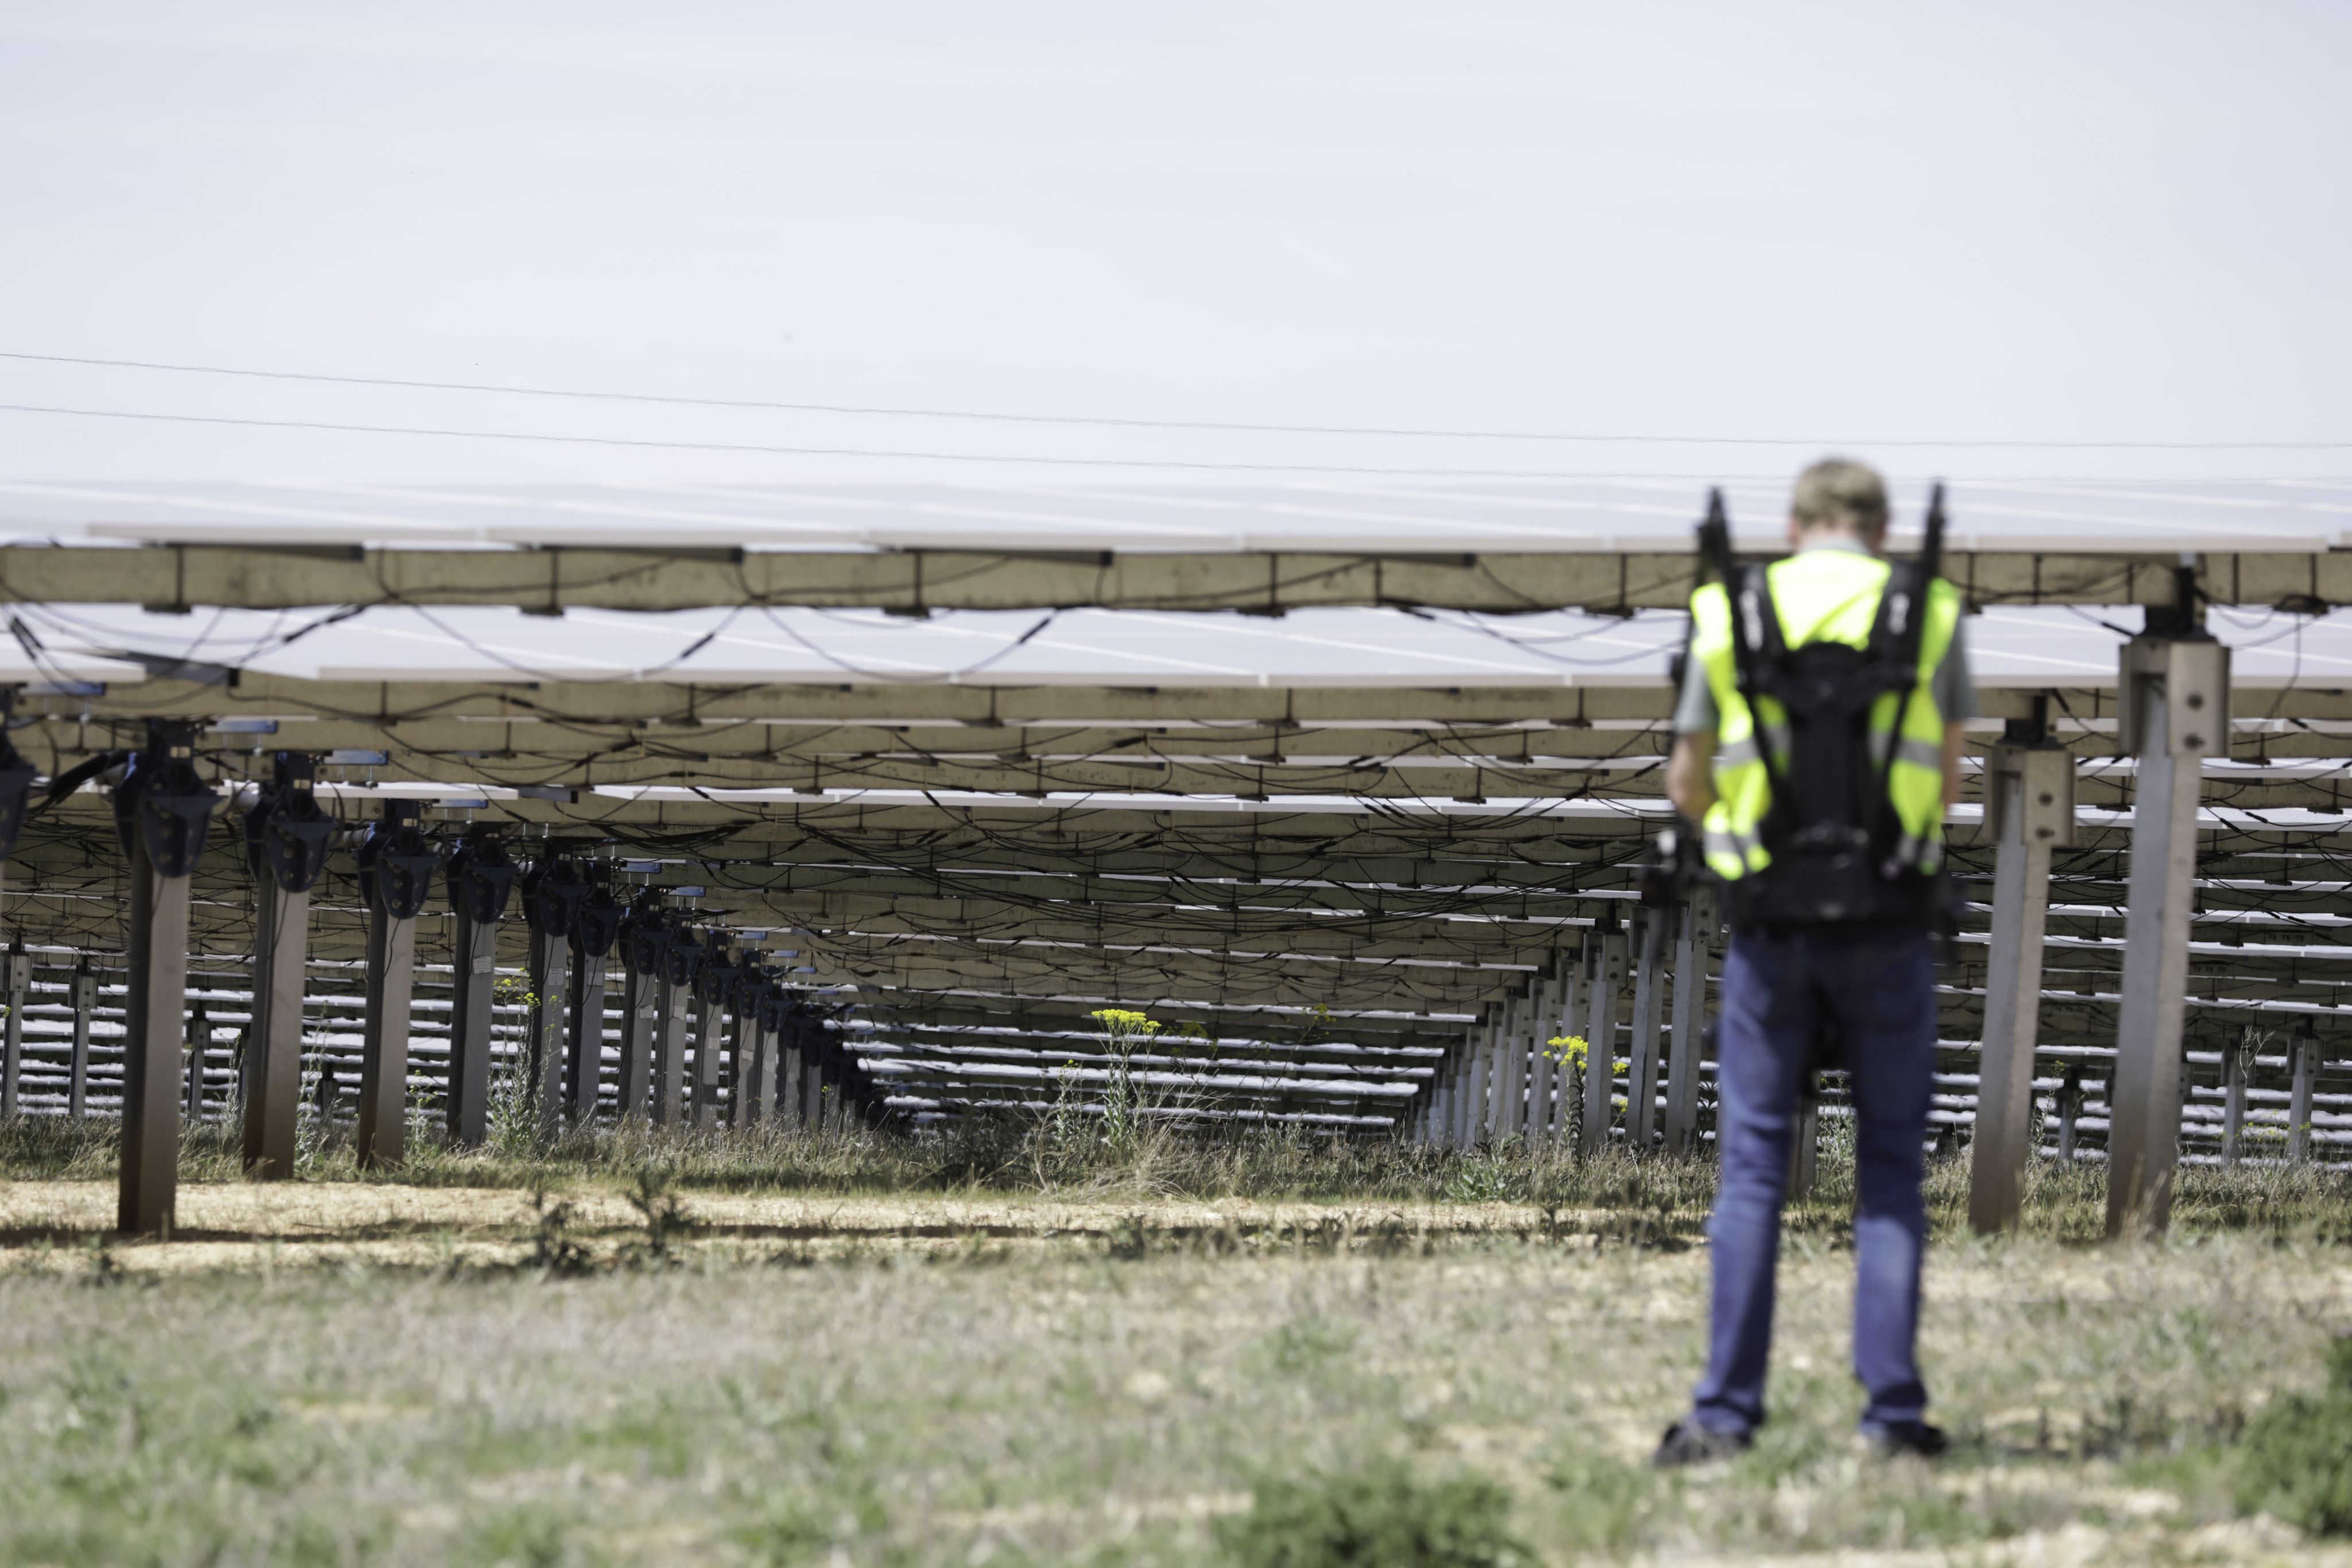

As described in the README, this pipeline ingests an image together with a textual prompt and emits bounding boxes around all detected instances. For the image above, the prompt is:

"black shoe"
[1859,1420,1948,1459]
[1651,1418,1751,1468]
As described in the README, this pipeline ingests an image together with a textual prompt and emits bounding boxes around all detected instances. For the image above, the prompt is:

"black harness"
[1697,486,1949,928]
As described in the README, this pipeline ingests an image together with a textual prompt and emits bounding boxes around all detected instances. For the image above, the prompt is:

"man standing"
[1655,458,1972,1464]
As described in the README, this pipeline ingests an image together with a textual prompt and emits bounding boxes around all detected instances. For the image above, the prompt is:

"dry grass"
[4,1117,2352,1565]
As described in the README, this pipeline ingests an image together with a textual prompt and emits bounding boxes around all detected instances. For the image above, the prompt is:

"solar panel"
[2,477,2346,553]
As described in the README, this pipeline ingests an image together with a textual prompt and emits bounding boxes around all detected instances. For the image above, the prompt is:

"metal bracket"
[519,853,591,938]
[355,799,436,919]
[2118,637,2231,758]
[111,719,220,877]
[243,752,336,893]
[445,828,517,923]
[1984,743,2077,846]
[571,871,624,959]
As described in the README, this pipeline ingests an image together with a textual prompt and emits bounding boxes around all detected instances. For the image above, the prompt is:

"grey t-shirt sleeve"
[1672,643,1718,735]
[1669,613,1976,734]
[1933,617,1976,721]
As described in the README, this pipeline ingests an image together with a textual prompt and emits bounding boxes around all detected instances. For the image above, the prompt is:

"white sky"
[2,3,2346,490]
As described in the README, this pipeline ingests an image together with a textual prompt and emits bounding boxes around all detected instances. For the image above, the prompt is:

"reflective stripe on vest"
[1688,549,1959,882]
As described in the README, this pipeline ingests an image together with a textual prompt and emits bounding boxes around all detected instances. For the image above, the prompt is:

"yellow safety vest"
[1688,548,1959,882]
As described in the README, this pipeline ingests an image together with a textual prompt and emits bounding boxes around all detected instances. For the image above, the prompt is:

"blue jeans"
[1690,926,1937,1436]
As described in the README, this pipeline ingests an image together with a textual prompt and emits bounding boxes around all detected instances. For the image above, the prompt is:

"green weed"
[1217,1459,1533,1568]
[2237,1335,2352,1536]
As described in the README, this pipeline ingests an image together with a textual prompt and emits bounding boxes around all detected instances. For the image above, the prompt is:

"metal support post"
[617,962,655,1121]
[1524,970,1559,1143]
[564,878,621,1128]
[2056,1068,2082,1164]
[803,1031,827,1128]
[2288,1026,2317,1164]
[241,752,335,1173]
[116,722,218,1237]
[1627,911,1667,1150]
[691,994,725,1129]
[2106,629,2226,1238]
[357,889,418,1170]
[69,961,94,1118]
[776,1016,804,1132]
[516,850,588,1146]
[355,802,432,1171]
[525,924,570,1144]
[1,944,26,1117]
[1490,993,1524,1139]
[447,909,498,1146]
[1664,900,1706,1154]
[2221,1028,2250,1168]
[244,876,309,1176]
[1439,1024,1465,1146]
[444,831,514,1148]
[1551,944,1595,1143]
[733,1013,769,1128]
[1461,1017,1491,1145]
[1967,725,2074,1233]
[122,843,195,1234]
[1581,922,1626,1156]
[567,943,610,1126]
[1787,1101,1819,1199]
[652,968,691,1126]
[1426,1032,1457,1147]
[184,1003,208,1121]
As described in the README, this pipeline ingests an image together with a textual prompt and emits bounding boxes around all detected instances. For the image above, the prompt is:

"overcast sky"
[2,4,2345,491]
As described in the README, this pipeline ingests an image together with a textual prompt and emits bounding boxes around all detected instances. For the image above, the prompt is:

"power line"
[3,348,2346,450]
[2,401,2345,485]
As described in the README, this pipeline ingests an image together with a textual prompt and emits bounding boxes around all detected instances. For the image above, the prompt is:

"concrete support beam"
[2107,632,2227,1238]
[1968,736,2074,1233]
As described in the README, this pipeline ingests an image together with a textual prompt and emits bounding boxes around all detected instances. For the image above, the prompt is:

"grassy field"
[3,1118,2351,1566]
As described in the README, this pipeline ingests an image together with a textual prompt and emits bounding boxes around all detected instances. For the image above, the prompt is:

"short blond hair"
[1791,458,1889,536]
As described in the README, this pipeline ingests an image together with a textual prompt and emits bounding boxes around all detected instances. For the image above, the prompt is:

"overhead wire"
[6,347,2350,450]
[4,401,2351,485]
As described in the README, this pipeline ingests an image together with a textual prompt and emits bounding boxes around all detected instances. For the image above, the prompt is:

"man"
[1654,458,1972,1464]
